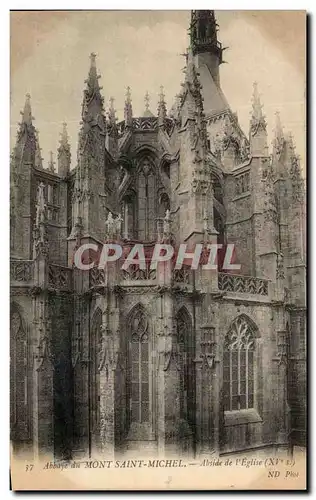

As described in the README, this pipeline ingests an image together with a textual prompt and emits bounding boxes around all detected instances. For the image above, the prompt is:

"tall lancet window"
[129,307,149,424]
[137,158,156,241]
[176,308,195,428]
[122,192,136,240]
[223,316,256,412]
[10,307,29,440]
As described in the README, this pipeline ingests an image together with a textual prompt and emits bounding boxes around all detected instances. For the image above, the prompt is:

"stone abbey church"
[10,11,306,461]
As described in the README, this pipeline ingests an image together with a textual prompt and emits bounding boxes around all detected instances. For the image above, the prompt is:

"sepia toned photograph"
[10,9,306,490]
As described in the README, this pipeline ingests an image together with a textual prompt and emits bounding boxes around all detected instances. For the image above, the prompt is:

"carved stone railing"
[121,264,156,282]
[90,267,105,288]
[117,117,174,137]
[218,273,269,296]
[48,264,72,291]
[10,260,34,283]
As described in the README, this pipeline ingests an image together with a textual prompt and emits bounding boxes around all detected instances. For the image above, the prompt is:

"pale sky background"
[10,10,306,174]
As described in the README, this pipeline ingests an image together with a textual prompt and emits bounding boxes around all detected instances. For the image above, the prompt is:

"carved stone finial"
[21,93,33,126]
[124,86,133,126]
[108,97,115,123]
[158,85,167,126]
[145,91,150,111]
[143,91,154,117]
[250,81,266,136]
[90,52,97,66]
[59,122,69,147]
[273,111,285,159]
[48,151,55,172]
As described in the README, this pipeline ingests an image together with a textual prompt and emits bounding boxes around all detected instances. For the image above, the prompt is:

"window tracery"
[129,307,149,424]
[223,316,256,412]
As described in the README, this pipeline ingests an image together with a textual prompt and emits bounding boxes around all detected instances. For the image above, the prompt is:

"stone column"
[32,287,54,460]
[274,328,290,447]
[272,294,290,450]
[98,262,121,459]
[195,325,219,457]
[157,287,181,457]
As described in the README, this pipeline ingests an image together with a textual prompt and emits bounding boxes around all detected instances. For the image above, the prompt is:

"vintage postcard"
[10,10,306,490]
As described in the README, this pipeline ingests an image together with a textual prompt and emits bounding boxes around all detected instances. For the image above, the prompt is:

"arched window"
[137,158,156,241]
[122,192,136,239]
[176,308,194,427]
[10,307,29,440]
[90,308,102,447]
[129,307,149,424]
[223,316,256,412]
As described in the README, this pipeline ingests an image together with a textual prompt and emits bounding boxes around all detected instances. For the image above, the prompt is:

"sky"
[10,10,306,174]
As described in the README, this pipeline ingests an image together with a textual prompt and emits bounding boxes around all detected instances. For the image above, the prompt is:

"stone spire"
[183,49,204,112]
[12,94,37,166]
[190,10,223,86]
[108,97,117,128]
[190,10,221,57]
[285,133,304,202]
[21,93,33,126]
[158,86,167,126]
[249,82,267,156]
[57,122,71,177]
[48,151,55,173]
[33,181,49,259]
[73,55,107,239]
[273,111,285,160]
[124,86,133,127]
[81,53,105,126]
[250,82,266,136]
[143,91,154,117]
[106,97,119,158]
[11,94,39,259]
[59,122,69,148]
[182,49,208,162]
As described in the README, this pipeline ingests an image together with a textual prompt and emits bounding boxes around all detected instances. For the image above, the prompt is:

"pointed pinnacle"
[159,85,165,102]
[251,81,263,119]
[86,52,100,92]
[145,91,150,111]
[126,86,132,103]
[285,131,296,153]
[158,86,167,124]
[48,151,55,172]
[90,52,97,67]
[124,87,133,125]
[59,122,69,146]
[274,111,284,140]
[108,97,117,124]
[21,93,33,125]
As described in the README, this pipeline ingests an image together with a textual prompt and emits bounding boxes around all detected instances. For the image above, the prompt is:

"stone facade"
[10,10,306,460]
